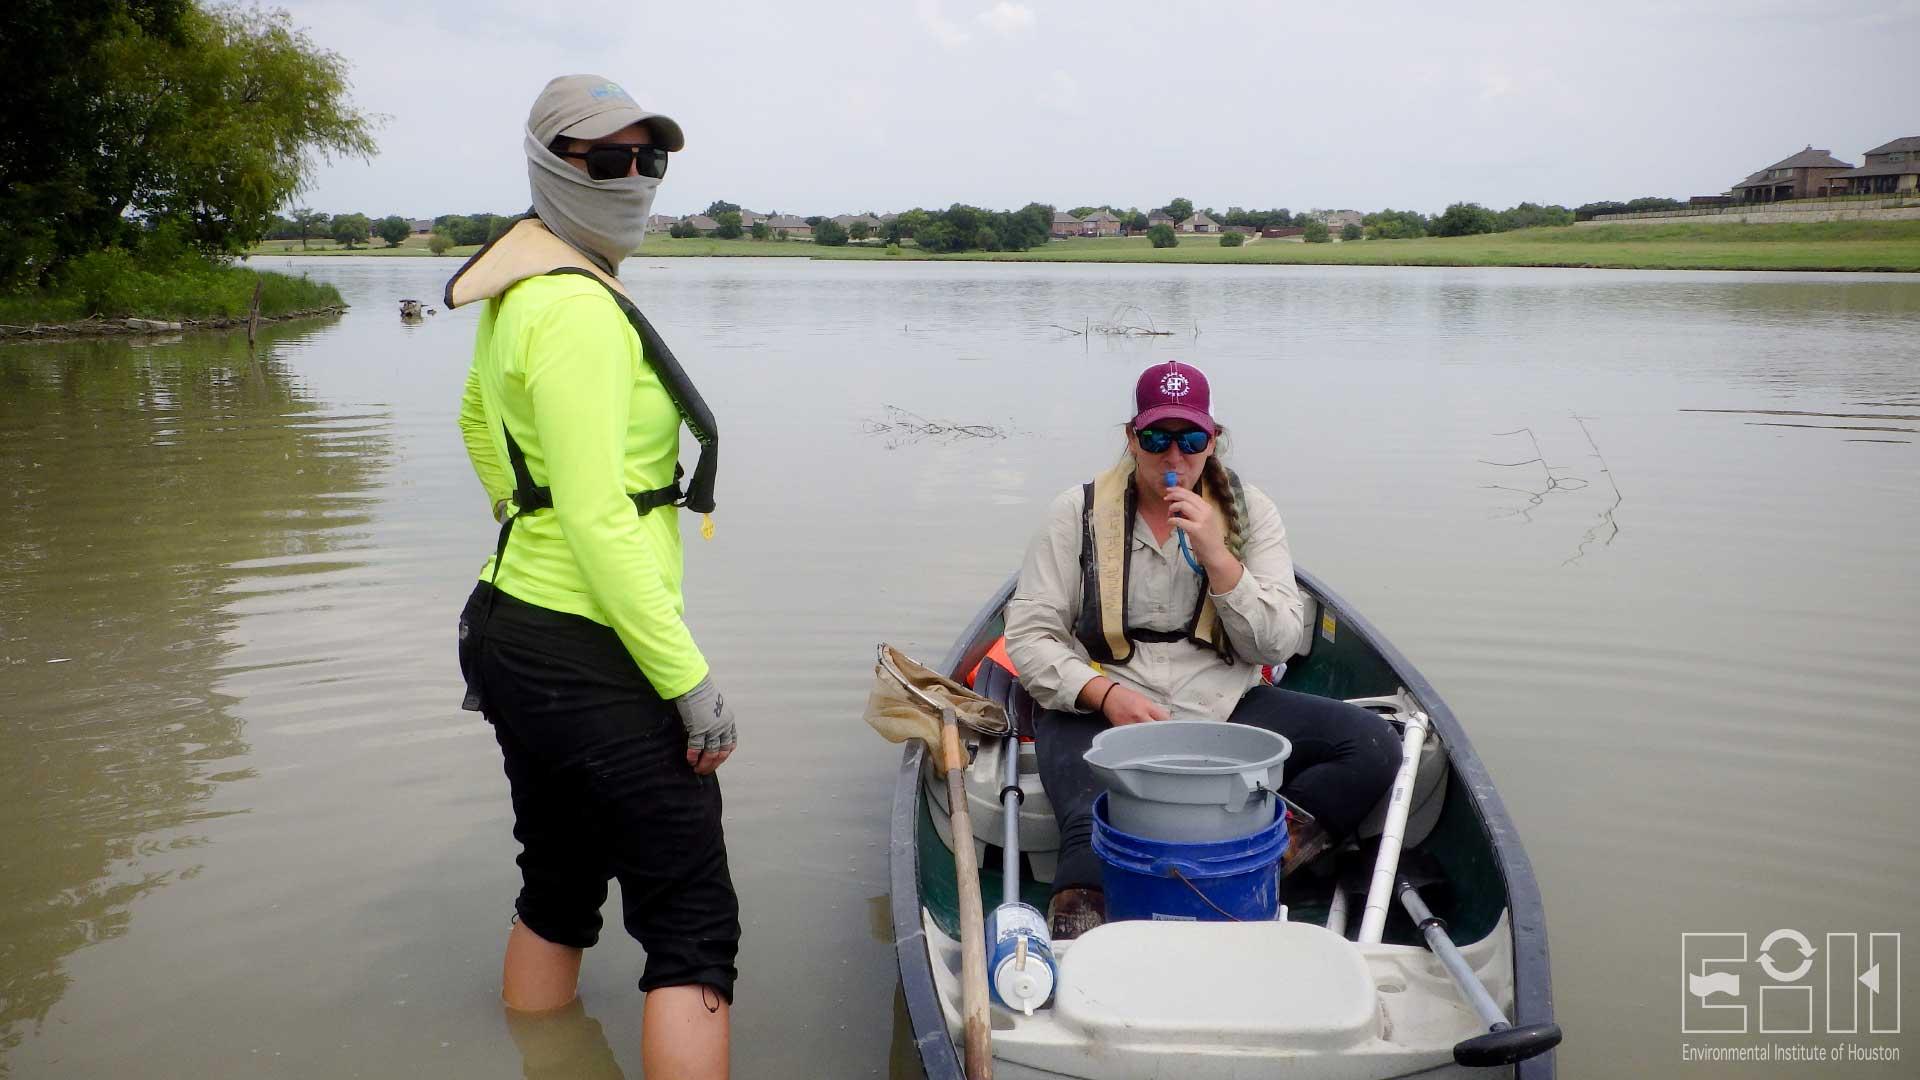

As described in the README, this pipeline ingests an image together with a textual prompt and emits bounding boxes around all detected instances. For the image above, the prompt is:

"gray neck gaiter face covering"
[524,127,657,275]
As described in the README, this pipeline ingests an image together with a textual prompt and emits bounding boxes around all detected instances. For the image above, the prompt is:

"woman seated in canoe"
[1005,360,1402,940]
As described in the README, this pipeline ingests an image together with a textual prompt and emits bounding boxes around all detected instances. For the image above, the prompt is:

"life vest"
[1073,461,1248,665]
[444,216,718,519]
[445,217,720,631]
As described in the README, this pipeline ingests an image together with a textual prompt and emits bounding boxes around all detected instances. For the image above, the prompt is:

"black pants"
[1035,685,1403,895]
[459,582,740,1000]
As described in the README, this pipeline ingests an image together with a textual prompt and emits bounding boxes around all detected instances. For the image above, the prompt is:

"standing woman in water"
[448,74,736,1079]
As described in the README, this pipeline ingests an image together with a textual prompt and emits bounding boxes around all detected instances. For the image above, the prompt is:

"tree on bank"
[1147,224,1178,248]
[713,211,743,239]
[0,1,378,286]
[291,208,330,249]
[376,216,412,247]
[1302,219,1330,243]
[750,220,771,241]
[704,200,741,218]
[330,213,370,249]
[1430,202,1498,236]
[814,218,849,247]
[1341,222,1363,241]
[1162,197,1194,223]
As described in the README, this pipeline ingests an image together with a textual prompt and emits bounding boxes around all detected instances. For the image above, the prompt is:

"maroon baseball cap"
[1131,361,1216,434]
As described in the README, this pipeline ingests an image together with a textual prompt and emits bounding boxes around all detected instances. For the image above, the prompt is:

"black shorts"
[458,582,740,1001]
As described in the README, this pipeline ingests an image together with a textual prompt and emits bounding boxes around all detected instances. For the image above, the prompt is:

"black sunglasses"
[555,143,670,181]
[1137,427,1211,454]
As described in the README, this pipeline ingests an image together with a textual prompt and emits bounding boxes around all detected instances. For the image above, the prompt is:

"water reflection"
[502,1001,624,1080]
[0,320,388,1057]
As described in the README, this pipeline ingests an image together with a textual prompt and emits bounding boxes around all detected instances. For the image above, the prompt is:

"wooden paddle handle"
[943,718,994,1079]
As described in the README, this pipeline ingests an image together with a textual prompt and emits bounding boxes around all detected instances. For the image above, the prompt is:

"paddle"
[940,704,995,1079]
[1397,877,1563,1067]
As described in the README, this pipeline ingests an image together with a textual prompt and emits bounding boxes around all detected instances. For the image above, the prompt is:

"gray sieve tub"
[1082,720,1291,843]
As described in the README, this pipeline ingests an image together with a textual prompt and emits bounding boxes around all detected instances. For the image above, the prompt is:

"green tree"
[1163,197,1194,222]
[915,220,959,253]
[714,211,743,239]
[427,231,453,255]
[375,215,411,247]
[814,218,849,246]
[1340,222,1363,241]
[1494,202,1575,231]
[291,208,329,249]
[1430,202,1497,236]
[1147,224,1178,248]
[1219,232,1245,248]
[1363,208,1427,239]
[848,220,871,241]
[0,2,377,284]
[749,220,771,240]
[1126,210,1149,232]
[1302,219,1330,243]
[329,213,370,248]
[704,200,740,217]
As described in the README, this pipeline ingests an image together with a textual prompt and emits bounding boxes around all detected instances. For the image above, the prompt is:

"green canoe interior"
[914,603,1510,950]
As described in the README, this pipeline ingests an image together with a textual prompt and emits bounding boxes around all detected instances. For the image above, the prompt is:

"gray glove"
[673,676,737,754]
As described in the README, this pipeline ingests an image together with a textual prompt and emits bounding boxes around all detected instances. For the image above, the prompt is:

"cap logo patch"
[1159,372,1191,397]
[588,82,632,103]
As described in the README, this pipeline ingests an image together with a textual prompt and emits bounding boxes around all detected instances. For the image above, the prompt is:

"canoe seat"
[1053,920,1380,1051]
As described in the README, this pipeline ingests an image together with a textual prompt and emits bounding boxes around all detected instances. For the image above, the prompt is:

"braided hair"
[1198,426,1245,558]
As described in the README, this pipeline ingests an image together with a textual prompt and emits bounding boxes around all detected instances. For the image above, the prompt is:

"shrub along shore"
[1,254,346,340]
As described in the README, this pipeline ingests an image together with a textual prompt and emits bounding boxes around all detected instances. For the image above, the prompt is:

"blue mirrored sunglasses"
[1136,427,1211,454]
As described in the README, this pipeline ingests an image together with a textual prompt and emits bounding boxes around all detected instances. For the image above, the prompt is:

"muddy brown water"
[3,257,1917,1077]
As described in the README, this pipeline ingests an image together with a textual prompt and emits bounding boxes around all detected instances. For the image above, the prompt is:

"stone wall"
[1580,200,1920,227]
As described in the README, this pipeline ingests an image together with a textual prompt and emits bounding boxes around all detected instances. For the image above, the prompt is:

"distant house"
[1831,136,1920,196]
[832,213,885,234]
[767,214,812,237]
[1317,210,1364,233]
[1260,226,1305,239]
[1731,146,1854,202]
[736,210,766,227]
[1146,210,1177,229]
[1080,209,1123,237]
[1051,210,1082,238]
[647,214,679,230]
[1687,195,1736,208]
[1177,213,1219,234]
[409,218,433,234]
[685,214,720,233]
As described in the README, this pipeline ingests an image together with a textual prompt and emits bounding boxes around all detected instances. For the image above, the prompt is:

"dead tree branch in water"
[861,405,1009,448]
[1049,304,1173,337]
[1564,414,1624,566]
[1479,427,1587,522]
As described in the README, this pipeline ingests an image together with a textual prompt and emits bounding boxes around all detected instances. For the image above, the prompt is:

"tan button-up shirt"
[1005,481,1306,721]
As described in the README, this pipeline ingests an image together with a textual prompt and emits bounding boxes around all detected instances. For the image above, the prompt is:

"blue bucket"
[1090,793,1288,922]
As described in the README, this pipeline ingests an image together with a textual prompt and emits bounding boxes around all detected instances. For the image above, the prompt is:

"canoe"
[887,568,1557,1079]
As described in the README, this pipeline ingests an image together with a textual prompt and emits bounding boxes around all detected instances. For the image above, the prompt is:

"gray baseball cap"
[527,74,684,151]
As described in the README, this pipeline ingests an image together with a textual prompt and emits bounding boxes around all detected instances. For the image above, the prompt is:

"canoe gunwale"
[888,570,1556,1080]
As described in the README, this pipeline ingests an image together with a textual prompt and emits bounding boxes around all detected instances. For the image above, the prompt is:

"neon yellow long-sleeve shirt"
[457,273,707,699]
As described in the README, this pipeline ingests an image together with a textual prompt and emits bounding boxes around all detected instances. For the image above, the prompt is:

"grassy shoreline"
[0,260,347,339]
[246,221,1920,273]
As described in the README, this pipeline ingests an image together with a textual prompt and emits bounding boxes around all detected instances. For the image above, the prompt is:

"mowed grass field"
[252,220,1920,272]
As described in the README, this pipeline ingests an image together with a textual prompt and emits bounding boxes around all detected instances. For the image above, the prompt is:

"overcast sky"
[284,0,1917,219]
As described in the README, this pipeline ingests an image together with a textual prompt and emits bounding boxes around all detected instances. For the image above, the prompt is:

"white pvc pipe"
[1326,884,1350,937]
[1357,711,1430,944]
